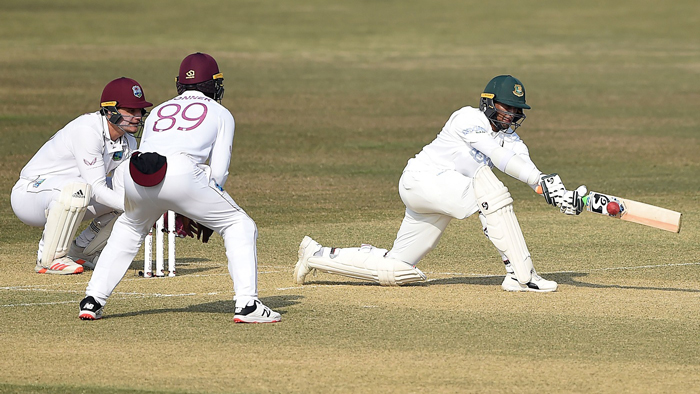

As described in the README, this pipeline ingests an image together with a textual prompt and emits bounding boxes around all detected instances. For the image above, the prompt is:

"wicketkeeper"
[11,77,152,274]
[295,75,586,291]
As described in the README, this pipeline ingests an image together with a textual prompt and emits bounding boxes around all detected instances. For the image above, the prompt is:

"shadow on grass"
[126,257,225,276]
[549,271,700,293]
[305,272,700,293]
[104,295,302,320]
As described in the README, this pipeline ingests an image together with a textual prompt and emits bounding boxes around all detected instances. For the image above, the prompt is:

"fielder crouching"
[296,75,585,292]
[11,77,153,274]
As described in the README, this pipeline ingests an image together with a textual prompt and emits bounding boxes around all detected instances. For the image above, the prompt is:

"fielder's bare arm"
[295,75,586,292]
[11,78,152,274]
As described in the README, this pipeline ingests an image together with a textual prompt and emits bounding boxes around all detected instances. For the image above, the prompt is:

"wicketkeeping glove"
[539,173,567,207]
[196,223,214,243]
[175,214,197,238]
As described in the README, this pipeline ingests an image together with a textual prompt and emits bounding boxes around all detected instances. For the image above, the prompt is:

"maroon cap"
[129,152,167,187]
[178,52,222,85]
[100,77,153,109]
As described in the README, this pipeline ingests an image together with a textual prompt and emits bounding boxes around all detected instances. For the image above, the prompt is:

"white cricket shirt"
[19,111,135,210]
[140,91,235,188]
[413,106,541,186]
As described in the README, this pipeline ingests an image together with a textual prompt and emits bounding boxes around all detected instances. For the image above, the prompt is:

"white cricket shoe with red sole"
[78,296,104,320]
[67,240,98,269]
[35,257,84,275]
[234,300,281,324]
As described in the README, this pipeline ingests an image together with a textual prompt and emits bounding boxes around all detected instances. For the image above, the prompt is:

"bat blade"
[584,191,682,233]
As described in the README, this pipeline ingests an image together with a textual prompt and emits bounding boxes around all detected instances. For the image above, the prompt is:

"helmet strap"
[100,106,123,125]
[101,106,144,136]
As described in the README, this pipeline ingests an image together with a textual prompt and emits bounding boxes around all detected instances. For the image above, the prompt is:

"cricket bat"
[535,186,682,233]
[582,191,681,233]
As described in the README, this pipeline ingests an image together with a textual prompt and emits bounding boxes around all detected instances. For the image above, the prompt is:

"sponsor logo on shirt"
[464,126,488,135]
[32,178,46,188]
[83,157,97,166]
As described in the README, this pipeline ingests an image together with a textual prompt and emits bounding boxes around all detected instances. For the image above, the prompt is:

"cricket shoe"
[294,236,321,284]
[67,240,98,269]
[234,300,281,323]
[501,271,558,292]
[78,296,104,320]
[35,257,84,275]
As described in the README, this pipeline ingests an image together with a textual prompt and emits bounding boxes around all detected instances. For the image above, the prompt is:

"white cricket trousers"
[86,154,259,306]
[11,166,126,261]
[385,159,481,265]
[11,166,126,227]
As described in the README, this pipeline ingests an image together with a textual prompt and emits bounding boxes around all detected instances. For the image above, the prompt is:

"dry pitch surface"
[2,216,699,393]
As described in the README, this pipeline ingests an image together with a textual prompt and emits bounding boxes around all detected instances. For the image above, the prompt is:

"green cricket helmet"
[479,75,529,132]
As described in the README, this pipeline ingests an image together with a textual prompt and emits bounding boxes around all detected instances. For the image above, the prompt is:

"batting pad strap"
[307,247,426,286]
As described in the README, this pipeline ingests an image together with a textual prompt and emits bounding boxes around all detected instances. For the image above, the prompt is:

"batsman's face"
[491,102,524,133]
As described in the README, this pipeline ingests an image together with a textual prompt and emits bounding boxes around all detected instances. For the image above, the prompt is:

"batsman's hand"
[539,173,567,207]
[560,185,587,215]
[196,223,214,243]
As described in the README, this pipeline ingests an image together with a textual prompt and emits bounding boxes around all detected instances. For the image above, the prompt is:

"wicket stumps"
[143,211,176,277]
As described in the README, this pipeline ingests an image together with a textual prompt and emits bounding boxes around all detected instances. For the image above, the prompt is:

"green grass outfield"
[1,1,699,393]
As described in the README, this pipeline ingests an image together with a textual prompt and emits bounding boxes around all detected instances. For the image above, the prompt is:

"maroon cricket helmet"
[178,52,222,85]
[100,77,153,109]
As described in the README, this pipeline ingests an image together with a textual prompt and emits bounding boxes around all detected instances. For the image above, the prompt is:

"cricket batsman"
[295,75,586,291]
[11,77,152,274]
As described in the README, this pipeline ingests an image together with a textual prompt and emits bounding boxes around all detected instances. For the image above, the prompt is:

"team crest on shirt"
[132,85,143,98]
[113,151,123,161]
[513,84,524,97]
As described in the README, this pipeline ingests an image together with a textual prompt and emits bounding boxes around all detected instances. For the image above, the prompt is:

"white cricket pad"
[307,245,426,286]
[472,166,533,284]
[83,212,119,255]
[41,182,92,267]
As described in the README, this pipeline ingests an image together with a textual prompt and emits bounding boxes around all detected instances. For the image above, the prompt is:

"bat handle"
[535,185,590,206]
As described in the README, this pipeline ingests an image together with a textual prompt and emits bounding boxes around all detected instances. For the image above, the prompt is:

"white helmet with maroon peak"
[176,52,225,102]
[99,77,152,132]
[479,75,529,133]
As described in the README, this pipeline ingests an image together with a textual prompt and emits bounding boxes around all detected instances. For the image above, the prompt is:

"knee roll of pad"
[478,186,513,214]
[473,166,512,214]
